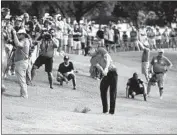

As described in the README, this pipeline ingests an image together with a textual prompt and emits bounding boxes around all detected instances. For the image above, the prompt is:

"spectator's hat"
[32,16,37,20]
[79,20,84,24]
[64,55,69,60]
[158,49,164,53]
[16,16,23,22]
[23,13,29,18]
[4,14,11,20]
[17,28,28,36]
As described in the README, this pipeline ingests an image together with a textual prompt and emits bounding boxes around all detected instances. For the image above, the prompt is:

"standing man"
[89,47,118,115]
[130,26,140,51]
[56,56,76,90]
[31,28,58,89]
[96,25,105,48]
[155,27,162,49]
[147,49,172,99]
[12,28,30,98]
[141,40,150,82]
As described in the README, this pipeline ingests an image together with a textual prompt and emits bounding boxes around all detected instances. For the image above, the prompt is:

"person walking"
[147,49,173,99]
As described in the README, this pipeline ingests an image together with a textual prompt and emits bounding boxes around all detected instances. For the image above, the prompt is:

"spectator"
[122,31,129,51]
[73,23,82,55]
[96,25,104,47]
[126,72,147,101]
[147,49,173,99]
[31,28,59,89]
[130,26,140,51]
[155,27,162,49]
[56,55,76,90]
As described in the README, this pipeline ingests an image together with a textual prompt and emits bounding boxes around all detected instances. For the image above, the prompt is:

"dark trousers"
[100,69,118,114]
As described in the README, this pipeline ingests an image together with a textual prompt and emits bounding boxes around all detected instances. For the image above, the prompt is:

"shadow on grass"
[3,93,21,98]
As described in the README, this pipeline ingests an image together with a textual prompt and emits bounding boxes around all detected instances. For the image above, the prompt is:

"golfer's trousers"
[100,69,118,114]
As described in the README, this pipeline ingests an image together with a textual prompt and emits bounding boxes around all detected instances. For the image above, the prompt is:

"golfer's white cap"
[158,49,164,53]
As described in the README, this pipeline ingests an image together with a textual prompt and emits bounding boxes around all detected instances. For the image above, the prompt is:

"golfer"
[89,47,118,114]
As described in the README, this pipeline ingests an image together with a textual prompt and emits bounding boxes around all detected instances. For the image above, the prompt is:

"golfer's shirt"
[96,48,116,72]
[151,56,172,73]
[14,38,30,62]
[40,38,58,58]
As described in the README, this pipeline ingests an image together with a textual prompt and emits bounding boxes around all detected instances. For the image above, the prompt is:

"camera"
[43,32,52,40]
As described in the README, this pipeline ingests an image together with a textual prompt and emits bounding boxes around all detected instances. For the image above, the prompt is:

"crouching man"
[126,73,147,101]
[56,55,76,90]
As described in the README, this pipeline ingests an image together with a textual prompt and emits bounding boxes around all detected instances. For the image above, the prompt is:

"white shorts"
[63,35,68,46]
[73,41,81,50]
[68,38,74,47]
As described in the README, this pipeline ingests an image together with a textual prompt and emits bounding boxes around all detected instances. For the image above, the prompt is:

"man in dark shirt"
[56,56,76,90]
[122,31,129,51]
[96,25,104,47]
[126,72,147,101]
[23,13,34,36]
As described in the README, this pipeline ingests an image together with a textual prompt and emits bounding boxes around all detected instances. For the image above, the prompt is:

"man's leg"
[100,76,109,113]
[147,81,152,96]
[68,74,76,90]
[157,74,165,99]
[47,72,53,89]
[26,59,33,85]
[15,60,29,98]
[109,70,118,114]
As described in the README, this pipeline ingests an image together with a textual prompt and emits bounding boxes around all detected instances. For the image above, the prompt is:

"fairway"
[2,50,177,134]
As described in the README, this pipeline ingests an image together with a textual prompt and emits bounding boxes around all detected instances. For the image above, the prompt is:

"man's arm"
[66,62,74,75]
[149,57,155,73]
[126,80,130,98]
[51,38,59,48]
[12,29,24,48]
[164,57,173,71]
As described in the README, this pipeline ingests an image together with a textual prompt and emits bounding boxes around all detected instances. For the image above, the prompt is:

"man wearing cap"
[56,56,76,90]
[23,13,34,36]
[126,72,147,101]
[147,49,173,99]
[55,14,64,53]
[31,28,59,89]
[141,40,150,82]
[88,47,118,114]
[11,28,30,98]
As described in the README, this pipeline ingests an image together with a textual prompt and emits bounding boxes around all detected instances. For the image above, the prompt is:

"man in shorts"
[126,73,147,101]
[147,49,173,99]
[31,28,59,89]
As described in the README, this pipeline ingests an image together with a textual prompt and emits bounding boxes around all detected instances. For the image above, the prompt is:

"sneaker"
[11,71,15,76]
[160,96,163,100]
[73,87,76,90]
[60,81,63,86]
[21,94,28,99]
[143,94,147,101]
[7,70,11,76]
[109,111,114,115]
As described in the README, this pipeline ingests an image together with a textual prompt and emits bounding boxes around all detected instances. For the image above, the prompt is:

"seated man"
[56,55,76,90]
[126,73,147,101]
